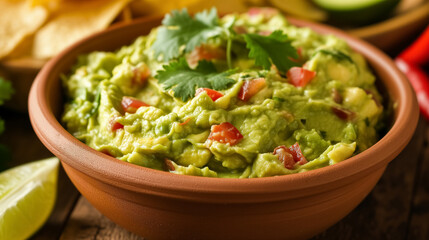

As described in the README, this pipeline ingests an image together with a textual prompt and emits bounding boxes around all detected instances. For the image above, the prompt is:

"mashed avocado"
[62,8,384,178]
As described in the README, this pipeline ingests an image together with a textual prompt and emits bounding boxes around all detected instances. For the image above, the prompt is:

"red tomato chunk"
[132,64,151,85]
[238,78,266,101]
[186,44,226,68]
[286,67,316,87]
[109,117,124,131]
[164,159,175,171]
[331,106,355,121]
[195,88,224,101]
[207,122,243,146]
[273,143,308,169]
[121,96,149,113]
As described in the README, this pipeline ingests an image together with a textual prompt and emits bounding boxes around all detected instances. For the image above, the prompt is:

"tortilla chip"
[129,0,200,16]
[187,0,247,14]
[28,0,61,11]
[0,0,48,59]
[33,0,130,59]
[130,0,247,16]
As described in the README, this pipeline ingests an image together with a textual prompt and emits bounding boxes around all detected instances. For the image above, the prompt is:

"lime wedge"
[0,157,59,240]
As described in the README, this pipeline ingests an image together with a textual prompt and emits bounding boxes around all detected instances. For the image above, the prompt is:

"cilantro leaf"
[156,58,235,101]
[0,77,14,105]
[243,30,298,74]
[152,8,224,61]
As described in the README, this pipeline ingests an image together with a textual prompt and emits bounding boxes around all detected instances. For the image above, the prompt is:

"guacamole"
[62,8,384,178]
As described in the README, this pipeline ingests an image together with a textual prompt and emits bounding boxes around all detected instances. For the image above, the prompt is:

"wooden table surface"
[1,28,428,240]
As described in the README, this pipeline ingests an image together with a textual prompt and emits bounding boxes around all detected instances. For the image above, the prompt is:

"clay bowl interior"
[29,16,419,240]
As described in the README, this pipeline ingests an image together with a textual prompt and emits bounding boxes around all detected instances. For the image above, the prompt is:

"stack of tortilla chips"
[0,0,130,60]
[0,0,249,62]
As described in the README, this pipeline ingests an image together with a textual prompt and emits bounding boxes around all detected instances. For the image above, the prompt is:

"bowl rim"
[29,15,419,201]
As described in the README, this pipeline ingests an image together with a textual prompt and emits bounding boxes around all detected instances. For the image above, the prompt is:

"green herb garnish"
[152,8,299,101]
[156,58,235,101]
[152,8,224,62]
[0,77,13,106]
[85,89,101,119]
[243,30,298,74]
[273,97,285,102]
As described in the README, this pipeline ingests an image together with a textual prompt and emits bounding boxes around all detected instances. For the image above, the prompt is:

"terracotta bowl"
[29,16,419,240]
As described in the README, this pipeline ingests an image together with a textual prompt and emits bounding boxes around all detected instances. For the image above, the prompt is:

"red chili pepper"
[395,58,429,120]
[398,26,429,66]
[395,27,429,121]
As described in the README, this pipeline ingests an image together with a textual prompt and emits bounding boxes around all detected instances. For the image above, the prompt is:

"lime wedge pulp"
[0,157,59,240]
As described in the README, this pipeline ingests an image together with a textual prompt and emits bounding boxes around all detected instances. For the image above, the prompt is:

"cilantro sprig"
[0,77,13,106]
[244,31,298,74]
[152,8,224,62]
[151,7,299,101]
[156,58,235,101]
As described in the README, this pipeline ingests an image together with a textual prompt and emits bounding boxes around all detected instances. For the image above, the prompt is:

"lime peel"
[0,157,59,240]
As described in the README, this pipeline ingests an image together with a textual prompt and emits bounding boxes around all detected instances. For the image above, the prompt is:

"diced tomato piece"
[286,67,316,87]
[248,7,279,20]
[331,106,355,121]
[332,89,343,104]
[186,44,226,68]
[206,122,243,146]
[196,88,224,101]
[109,117,124,131]
[132,63,151,85]
[289,143,308,165]
[238,78,266,101]
[164,158,175,171]
[273,146,295,169]
[273,143,307,169]
[121,96,149,113]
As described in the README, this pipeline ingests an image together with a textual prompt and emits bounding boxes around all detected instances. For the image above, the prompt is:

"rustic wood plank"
[407,121,429,240]
[313,118,426,239]
[31,167,80,240]
[0,110,52,167]
[60,197,144,240]
[0,109,80,240]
